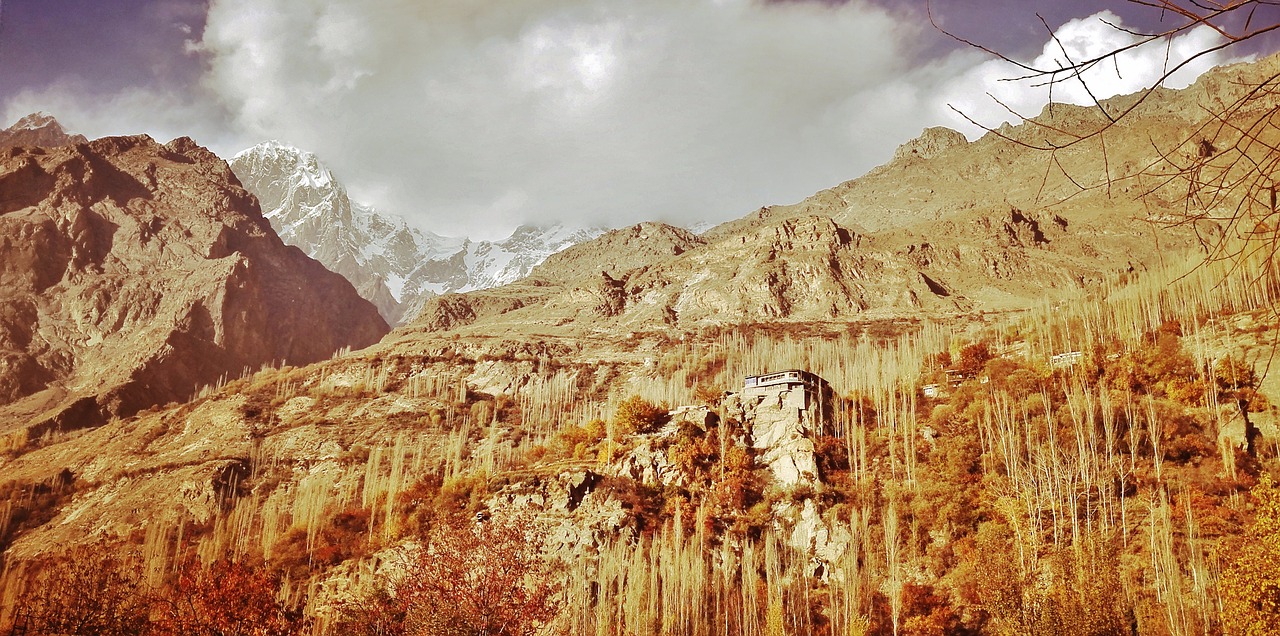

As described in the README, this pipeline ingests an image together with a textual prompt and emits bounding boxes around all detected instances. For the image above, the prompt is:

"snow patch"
[230,141,607,324]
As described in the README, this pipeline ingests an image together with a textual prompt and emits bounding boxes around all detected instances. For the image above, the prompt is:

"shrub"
[1215,355,1259,391]
[152,558,307,636]
[337,514,561,636]
[1221,474,1280,635]
[955,343,992,379]
[437,473,489,516]
[11,545,149,636]
[312,506,373,566]
[693,384,725,407]
[899,583,961,636]
[551,419,606,460]
[596,476,666,536]
[615,396,669,435]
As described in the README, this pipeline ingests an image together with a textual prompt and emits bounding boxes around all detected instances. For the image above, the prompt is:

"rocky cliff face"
[229,142,604,324]
[404,201,1185,334]
[713,55,1280,240]
[0,132,388,437]
[0,113,88,150]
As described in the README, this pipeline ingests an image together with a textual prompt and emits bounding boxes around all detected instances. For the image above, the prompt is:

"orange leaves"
[404,517,561,636]
[615,395,669,435]
[955,342,993,379]
[340,514,562,636]
[898,583,961,636]
[152,558,307,636]
[11,545,149,636]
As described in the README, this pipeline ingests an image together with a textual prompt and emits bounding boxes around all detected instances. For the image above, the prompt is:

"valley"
[2,47,1280,636]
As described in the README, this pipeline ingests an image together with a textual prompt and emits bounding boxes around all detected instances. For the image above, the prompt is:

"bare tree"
[10,545,150,636]
[932,0,1280,269]
[333,512,562,636]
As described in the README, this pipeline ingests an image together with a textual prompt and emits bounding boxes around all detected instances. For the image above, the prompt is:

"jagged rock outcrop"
[404,220,699,331]
[404,201,1154,333]
[726,388,822,489]
[412,289,538,332]
[0,133,388,437]
[593,272,627,317]
[781,498,854,578]
[582,61,1280,328]
[613,439,686,487]
[489,470,630,554]
[399,60,1238,336]
[533,222,704,283]
[0,113,88,150]
[611,405,720,488]
[892,126,968,163]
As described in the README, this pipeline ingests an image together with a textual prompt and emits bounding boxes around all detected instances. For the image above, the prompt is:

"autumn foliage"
[152,558,307,636]
[337,513,561,636]
[10,546,149,636]
[1220,474,1280,635]
[954,342,992,378]
[615,395,669,435]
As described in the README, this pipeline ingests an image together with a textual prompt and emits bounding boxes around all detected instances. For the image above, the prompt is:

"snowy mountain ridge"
[230,141,605,324]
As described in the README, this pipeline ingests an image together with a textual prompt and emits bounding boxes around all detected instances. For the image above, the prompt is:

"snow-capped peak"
[13,112,58,131]
[234,141,333,185]
[229,141,606,326]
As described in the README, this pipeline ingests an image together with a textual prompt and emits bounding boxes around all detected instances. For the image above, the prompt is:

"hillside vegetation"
[5,52,1280,636]
[0,235,1277,635]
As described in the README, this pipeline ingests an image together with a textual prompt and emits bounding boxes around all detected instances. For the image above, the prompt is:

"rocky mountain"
[0,112,87,150]
[4,53,1280,636]
[409,204,1170,335]
[404,56,1280,336]
[0,131,388,438]
[707,57,1280,241]
[229,142,605,325]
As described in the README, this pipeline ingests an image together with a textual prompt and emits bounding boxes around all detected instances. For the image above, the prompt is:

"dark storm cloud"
[0,0,208,98]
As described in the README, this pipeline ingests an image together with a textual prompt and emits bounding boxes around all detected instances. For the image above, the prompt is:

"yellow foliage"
[845,614,870,636]
[615,395,668,435]
[1221,474,1280,636]
[764,598,786,636]
[596,439,619,464]
[1165,376,1208,407]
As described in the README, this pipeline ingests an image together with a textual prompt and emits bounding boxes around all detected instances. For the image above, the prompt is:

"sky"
[2,0,1279,239]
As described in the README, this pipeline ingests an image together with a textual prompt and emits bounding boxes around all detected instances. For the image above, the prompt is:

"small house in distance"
[1051,351,1084,368]
[742,369,834,433]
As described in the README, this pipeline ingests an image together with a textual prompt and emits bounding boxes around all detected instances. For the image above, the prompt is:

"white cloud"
[936,11,1243,137]
[198,0,924,237]
[2,5,1243,240]
[2,80,242,153]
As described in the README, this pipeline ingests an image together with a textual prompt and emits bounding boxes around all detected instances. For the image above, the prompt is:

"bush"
[693,384,725,406]
[153,558,307,636]
[615,396,669,435]
[596,476,666,536]
[312,506,372,566]
[437,473,489,516]
[11,545,149,636]
[955,343,992,379]
[551,419,607,459]
[1221,474,1280,635]
[337,514,560,636]
[1215,355,1259,391]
